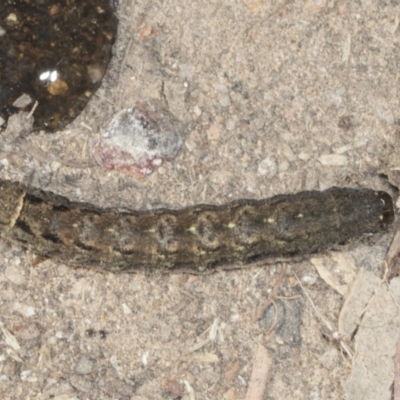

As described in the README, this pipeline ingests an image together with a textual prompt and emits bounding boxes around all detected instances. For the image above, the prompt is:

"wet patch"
[0,0,117,132]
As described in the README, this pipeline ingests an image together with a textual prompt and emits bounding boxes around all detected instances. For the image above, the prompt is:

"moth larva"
[0,180,394,273]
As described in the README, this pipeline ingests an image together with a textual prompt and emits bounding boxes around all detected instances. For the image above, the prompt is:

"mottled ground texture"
[1,0,400,399]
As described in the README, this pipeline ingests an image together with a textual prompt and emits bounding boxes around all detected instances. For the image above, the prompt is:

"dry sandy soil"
[1,0,400,399]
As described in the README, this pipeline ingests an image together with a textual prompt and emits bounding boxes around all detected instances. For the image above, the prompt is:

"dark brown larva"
[0,180,394,273]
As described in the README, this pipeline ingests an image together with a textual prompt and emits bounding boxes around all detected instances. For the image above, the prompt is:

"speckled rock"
[94,100,184,177]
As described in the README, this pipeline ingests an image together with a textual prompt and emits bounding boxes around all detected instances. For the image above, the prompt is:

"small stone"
[75,356,95,375]
[12,94,32,109]
[24,306,36,317]
[6,13,17,22]
[219,93,231,108]
[318,154,348,166]
[193,105,202,117]
[122,303,132,315]
[5,264,26,285]
[279,160,290,172]
[301,273,318,285]
[3,112,34,139]
[258,156,277,178]
[94,100,184,177]
[298,152,311,161]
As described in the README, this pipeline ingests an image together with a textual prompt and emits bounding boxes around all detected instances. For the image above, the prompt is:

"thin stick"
[27,101,38,119]
[252,264,287,322]
[245,344,272,400]
[293,271,353,358]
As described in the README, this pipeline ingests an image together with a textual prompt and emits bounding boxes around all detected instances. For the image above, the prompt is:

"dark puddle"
[0,0,117,132]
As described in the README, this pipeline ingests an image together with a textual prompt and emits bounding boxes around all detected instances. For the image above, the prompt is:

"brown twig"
[293,271,353,358]
[245,344,272,400]
[252,263,287,322]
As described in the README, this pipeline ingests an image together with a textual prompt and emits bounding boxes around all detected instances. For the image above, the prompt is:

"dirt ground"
[1,0,400,399]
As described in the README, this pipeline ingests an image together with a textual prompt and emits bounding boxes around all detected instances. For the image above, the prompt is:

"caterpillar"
[0,180,394,273]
